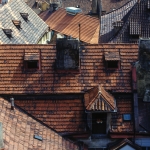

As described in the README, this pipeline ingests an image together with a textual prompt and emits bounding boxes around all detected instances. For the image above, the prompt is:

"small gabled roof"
[40,8,100,44]
[0,0,48,44]
[108,138,142,150]
[84,85,116,112]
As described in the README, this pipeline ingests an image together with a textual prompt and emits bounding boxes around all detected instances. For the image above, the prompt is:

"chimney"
[10,97,14,110]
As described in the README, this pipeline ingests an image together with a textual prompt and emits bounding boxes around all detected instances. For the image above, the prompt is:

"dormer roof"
[84,85,117,112]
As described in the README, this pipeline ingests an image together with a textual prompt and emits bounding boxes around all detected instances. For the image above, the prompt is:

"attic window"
[104,52,120,69]
[3,29,13,39]
[20,13,29,22]
[123,114,131,121]
[24,52,40,71]
[56,39,80,70]
[12,20,21,30]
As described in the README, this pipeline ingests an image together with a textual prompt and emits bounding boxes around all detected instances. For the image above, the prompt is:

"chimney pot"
[10,97,14,110]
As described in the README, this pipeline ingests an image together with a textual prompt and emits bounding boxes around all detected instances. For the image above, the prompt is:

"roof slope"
[15,98,86,133]
[84,85,116,111]
[101,0,133,13]
[41,8,100,44]
[110,0,150,43]
[0,0,48,44]
[0,97,79,150]
[100,0,137,43]
[0,44,138,94]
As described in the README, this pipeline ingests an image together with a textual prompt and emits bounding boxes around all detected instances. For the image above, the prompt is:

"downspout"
[132,65,139,143]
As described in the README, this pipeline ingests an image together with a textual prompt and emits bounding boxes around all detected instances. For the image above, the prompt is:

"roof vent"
[12,20,21,30]
[20,13,29,22]
[10,97,15,110]
[3,29,13,39]
[65,7,82,15]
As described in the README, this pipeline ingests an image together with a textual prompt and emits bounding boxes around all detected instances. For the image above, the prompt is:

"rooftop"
[110,0,150,43]
[0,44,138,94]
[39,8,100,44]
[0,97,79,149]
[0,0,48,44]
[100,0,137,43]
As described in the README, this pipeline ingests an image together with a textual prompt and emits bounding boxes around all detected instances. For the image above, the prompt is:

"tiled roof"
[0,0,48,44]
[15,98,86,133]
[40,8,100,44]
[108,138,142,150]
[0,44,138,94]
[0,97,79,150]
[100,0,137,43]
[104,52,120,61]
[110,0,150,43]
[84,85,116,112]
[111,97,133,133]
[101,0,132,13]
[61,0,92,14]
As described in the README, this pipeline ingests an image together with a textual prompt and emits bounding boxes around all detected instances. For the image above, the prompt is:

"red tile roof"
[40,8,100,44]
[15,98,86,133]
[0,44,138,94]
[0,97,79,150]
[84,85,116,111]
[111,98,133,133]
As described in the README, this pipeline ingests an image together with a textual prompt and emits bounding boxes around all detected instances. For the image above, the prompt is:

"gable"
[85,85,117,112]
[120,145,135,150]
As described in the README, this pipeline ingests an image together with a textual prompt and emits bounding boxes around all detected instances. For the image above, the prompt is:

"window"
[106,61,119,69]
[12,20,21,30]
[26,60,39,69]
[104,52,120,70]
[20,13,29,22]
[123,114,131,121]
[24,51,40,71]
[3,29,13,39]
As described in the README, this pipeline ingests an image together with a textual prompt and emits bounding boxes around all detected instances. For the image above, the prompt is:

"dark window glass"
[27,61,38,69]
[107,61,118,69]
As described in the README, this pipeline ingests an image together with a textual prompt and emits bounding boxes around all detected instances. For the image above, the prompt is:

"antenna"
[78,23,80,41]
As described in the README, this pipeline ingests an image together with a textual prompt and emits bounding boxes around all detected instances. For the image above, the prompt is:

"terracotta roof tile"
[111,98,133,133]
[104,51,120,61]
[40,8,100,44]
[0,44,138,94]
[84,85,116,112]
[15,98,86,133]
[0,97,79,150]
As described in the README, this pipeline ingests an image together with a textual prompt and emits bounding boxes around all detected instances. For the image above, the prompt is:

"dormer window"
[56,39,80,71]
[12,20,21,30]
[20,13,29,22]
[3,29,13,39]
[24,51,40,71]
[104,52,120,69]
